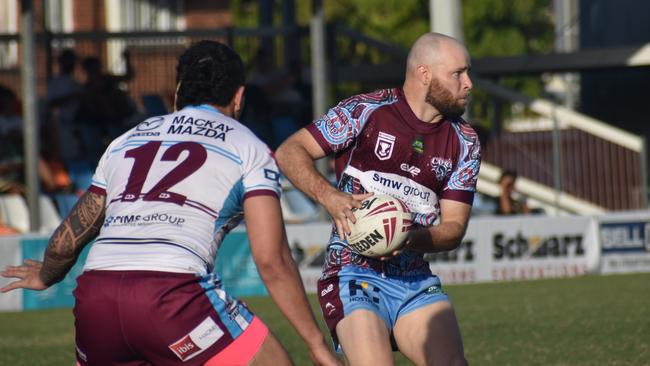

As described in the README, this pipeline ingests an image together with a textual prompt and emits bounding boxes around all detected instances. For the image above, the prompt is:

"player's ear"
[417,65,430,86]
[233,85,245,114]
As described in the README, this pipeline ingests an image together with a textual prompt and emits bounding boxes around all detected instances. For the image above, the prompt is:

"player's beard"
[425,77,466,119]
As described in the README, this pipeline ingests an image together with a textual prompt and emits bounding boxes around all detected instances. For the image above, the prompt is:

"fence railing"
[476,78,647,211]
[0,26,646,212]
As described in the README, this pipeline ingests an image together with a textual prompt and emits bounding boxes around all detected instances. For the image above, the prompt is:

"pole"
[311,0,329,220]
[20,0,41,232]
[429,0,464,41]
[551,108,562,215]
[310,0,327,122]
[640,137,648,209]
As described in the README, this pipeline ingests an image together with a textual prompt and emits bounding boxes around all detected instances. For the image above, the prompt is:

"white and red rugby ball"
[347,194,412,257]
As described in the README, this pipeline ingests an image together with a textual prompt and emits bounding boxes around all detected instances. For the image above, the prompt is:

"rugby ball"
[347,195,412,257]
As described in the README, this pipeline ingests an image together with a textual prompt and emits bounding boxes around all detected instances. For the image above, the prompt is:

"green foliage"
[463,0,555,126]
[326,0,429,49]
[464,0,554,57]
[230,1,556,126]
[2,273,650,365]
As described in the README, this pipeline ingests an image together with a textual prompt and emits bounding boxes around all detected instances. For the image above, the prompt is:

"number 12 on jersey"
[120,141,207,205]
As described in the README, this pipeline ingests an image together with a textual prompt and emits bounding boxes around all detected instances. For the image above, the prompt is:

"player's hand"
[0,259,48,293]
[308,342,343,366]
[320,191,373,240]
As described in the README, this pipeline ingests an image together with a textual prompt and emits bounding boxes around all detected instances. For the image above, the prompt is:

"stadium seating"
[0,194,62,233]
[66,160,94,191]
[0,194,29,233]
[39,195,62,232]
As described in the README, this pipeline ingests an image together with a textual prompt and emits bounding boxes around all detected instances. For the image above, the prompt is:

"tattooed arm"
[0,191,105,292]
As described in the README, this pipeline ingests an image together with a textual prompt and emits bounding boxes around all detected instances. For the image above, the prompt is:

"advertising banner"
[20,237,91,310]
[216,230,268,297]
[286,223,332,293]
[469,216,599,283]
[597,211,650,274]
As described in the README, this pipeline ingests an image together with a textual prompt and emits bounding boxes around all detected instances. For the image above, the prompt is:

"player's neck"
[208,103,236,119]
[401,84,444,124]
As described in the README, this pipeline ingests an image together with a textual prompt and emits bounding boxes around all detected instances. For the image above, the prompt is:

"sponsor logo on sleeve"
[264,169,280,183]
[374,132,396,160]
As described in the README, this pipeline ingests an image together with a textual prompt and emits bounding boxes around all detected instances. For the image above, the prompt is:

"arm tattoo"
[40,191,106,286]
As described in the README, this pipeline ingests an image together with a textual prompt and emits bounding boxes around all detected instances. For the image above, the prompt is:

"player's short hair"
[499,169,518,183]
[175,40,244,110]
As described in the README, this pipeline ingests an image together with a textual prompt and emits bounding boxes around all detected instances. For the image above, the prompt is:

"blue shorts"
[317,266,449,351]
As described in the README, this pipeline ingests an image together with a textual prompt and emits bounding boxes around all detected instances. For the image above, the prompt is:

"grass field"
[1,273,649,365]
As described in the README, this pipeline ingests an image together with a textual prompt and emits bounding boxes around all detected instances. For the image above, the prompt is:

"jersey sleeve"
[306,102,362,155]
[87,147,110,196]
[241,142,282,200]
[440,122,481,204]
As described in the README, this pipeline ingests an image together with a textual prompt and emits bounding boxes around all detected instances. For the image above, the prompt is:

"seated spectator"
[0,84,74,195]
[76,51,138,163]
[44,48,83,162]
[246,46,303,148]
[496,170,531,215]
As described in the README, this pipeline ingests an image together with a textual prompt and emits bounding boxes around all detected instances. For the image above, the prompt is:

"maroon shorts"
[73,270,263,366]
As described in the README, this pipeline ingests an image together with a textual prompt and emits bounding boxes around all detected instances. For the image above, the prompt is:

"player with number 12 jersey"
[84,104,281,274]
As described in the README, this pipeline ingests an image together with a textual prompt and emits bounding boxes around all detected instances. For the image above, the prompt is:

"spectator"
[496,170,531,215]
[0,84,73,195]
[247,46,303,148]
[45,48,82,161]
[75,50,138,163]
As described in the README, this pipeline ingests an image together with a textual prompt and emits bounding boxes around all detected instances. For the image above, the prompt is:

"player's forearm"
[39,192,105,286]
[407,221,466,253]
[275,140,336,205]
[257,253,328,347]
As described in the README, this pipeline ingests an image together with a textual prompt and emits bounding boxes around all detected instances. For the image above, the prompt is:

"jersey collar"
[394,88,447,134]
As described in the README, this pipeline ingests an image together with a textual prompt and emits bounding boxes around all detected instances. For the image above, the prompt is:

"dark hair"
[175,40,244,110]
[499,169,518,183]
[58,49,77,73]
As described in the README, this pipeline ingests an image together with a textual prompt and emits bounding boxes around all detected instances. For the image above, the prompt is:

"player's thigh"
[336,309,394,366]
[393,300,467,366]
[247,332,293,366]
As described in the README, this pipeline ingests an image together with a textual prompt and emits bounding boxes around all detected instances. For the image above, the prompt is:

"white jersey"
[83,104,281,274]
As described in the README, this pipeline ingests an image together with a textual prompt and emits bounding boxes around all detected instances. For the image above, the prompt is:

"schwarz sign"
[493,232,584,259]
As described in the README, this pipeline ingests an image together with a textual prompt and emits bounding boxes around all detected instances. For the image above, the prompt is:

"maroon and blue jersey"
[307,88,481,278]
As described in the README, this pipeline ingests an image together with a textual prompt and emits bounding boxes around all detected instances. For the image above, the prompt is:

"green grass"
[1,273,649,365]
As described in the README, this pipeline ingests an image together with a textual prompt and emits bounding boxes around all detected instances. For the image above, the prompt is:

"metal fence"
[483,128,644,210]
[0,26,646,212]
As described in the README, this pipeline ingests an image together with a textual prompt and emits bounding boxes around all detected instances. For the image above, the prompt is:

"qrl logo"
[374,132,396,160]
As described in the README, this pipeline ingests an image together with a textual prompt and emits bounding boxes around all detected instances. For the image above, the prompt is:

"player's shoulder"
[450,118,480,144]
[335,88,399,111]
